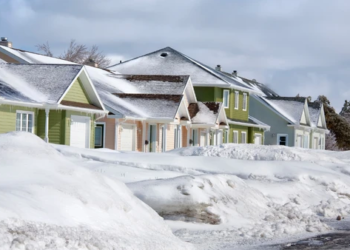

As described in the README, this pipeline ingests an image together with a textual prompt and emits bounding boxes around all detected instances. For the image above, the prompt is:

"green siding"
[63,78,90,104]
[229,124,248,143]
[194,87,249,121]
[37,110,65,144]
[0,105,38,134]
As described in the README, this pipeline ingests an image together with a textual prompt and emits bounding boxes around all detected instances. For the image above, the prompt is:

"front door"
[94,124,104,148]
[149,125,157,152]
[254,134,262,145]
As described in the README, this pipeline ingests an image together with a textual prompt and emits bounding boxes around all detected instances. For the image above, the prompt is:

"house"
[249,96,327,149]
[86,66,228,152]
[108,47,270,145]
[0,63,107,148]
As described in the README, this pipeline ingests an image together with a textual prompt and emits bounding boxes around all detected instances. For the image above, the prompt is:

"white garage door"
[70,115,90,148]
[120,124,135,151]
[254,134,262,145]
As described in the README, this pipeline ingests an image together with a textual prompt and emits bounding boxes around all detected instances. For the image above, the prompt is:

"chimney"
[232,70,237,77]
[215,65,221,71]
[0,37,12,48]
[85,58,98,68]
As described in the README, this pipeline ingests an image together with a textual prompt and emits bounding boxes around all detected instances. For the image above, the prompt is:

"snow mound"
[0,132,192,250]
[169,143,342,163]
[129,174,329,239]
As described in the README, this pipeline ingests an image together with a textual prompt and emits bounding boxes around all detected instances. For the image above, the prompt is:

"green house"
[108,47,269,145]
[0,64,107,148]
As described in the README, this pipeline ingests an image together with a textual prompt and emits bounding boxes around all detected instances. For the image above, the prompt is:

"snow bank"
[0,132,192,250]
[169,143,343,163]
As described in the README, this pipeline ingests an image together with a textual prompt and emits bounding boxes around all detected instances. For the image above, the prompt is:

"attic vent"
[160,52,168,57]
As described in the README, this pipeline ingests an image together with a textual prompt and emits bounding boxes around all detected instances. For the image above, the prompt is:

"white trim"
[223,89,230,109]
[15,110,35,133]
[233,130,239,144]
[234,91,239,110]
[243,93,247,111]
[227,119,270,130]
[277,134,288,146]
[95,122,106,148]
[161,124,167,152]
[57,67,83,104]
[241,131,247,144]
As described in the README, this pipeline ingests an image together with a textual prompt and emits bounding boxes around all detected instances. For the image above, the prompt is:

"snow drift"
[0,132,192,250]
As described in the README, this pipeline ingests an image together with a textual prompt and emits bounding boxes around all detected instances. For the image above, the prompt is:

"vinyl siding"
[0,105,38,134]
[194,87,249,121]
[248,127,264,144]
[37,110,65,144]
[62,78,90,104]
[229,124,249,143]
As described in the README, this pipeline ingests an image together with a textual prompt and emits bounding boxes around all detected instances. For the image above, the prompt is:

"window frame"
[223,89,230,109]
[241,131,247,144]
[95,122,106,148]
[16,110,35,133]
[277,134,288,146]
[233,130,239,144]
[234,91,239,110]
[243,93,247,111]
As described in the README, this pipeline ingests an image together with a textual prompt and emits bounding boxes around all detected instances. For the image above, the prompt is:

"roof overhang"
[193,83,260,94]
[228,119,270,130]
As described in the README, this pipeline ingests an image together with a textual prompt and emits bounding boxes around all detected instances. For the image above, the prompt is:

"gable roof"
[106,93,183,120]
[108,47,257,93]
[0,45,74,64]
[238,76,279,97]
[189,102,224,125]
[257,96,307,124]
[0,64,83,103]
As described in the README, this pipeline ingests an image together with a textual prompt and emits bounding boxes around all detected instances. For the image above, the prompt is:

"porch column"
[114,119,119,150]
[206,128,210,146]
[187,126,190,147]
[44,108,50,143]
[142,121,146,152]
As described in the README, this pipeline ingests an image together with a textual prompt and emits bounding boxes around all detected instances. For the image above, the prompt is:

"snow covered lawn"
[2,133,350,249]
[55,142,350,249]
[0,132,193,250]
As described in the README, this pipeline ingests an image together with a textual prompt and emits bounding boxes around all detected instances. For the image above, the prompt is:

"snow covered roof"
[238,76,279,97]
[0,64,83,103]
[308,102,322,127]
[108,47,257,93]
[105,93,183,119]
[227,116,270,129]
[189,102,223,125]
[260,97,307,124]
[0,45,75,64]
[86,66,189,95]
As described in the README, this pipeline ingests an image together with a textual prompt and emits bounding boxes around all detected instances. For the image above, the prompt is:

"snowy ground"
[54,142,350,249]
[2,133,350,249]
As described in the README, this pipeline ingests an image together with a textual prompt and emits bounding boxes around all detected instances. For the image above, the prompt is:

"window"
[192,129,198,146]
[277,134,288,146]
[243,93,247,111]
[233,131,238,143]
[94,124,105,148]
[223,90,230,108]
[234,91,239,110]
[16,111,34,133]
[241,132,247,144]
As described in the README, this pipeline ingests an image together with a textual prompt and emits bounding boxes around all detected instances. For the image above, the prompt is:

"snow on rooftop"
[262,97,305,123]
[0,64,82,103]
[0,45,75,64]
[308,104,321,127]
[108,47,255,92]
[192,102,218,124]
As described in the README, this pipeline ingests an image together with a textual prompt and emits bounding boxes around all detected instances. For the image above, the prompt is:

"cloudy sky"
[1,0,349,111]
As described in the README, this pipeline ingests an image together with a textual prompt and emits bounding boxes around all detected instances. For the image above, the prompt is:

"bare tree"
[36,39,111,68]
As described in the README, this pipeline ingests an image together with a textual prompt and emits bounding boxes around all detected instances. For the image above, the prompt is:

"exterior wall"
[0,105,38,134]
[182,126,189,147]
[63,78,90,104]
[250,97,295,146]
[194,87,249,121]
[0,52,20,63]
[229,124,249,143]
[166,124,176,151]
[37,110,65,144]
[97,116,116,150]
[310,130,326,149]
